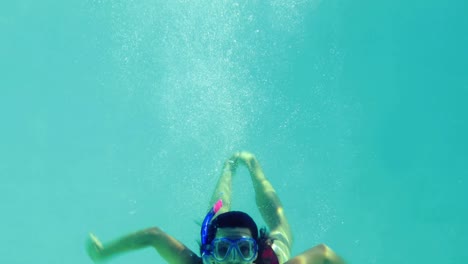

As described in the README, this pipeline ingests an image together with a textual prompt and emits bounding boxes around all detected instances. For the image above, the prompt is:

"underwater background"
[1,0,467,263]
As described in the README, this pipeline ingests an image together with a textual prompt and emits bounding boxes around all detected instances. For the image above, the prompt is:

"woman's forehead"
[215,227,252,238]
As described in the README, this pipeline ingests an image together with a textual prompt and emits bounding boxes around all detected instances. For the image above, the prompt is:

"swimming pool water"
[1,1,467,263]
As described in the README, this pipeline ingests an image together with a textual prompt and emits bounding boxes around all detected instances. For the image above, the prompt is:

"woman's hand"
[232,151,258,172]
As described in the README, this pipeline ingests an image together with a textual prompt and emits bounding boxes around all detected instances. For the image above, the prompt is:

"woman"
[86,151,344,264]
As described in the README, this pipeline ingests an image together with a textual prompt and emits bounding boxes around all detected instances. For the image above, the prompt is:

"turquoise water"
[1,0,467,263]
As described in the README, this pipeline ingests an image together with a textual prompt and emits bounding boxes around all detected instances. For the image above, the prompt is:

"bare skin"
[86,151,345,264]
[285,244,345,264]
[209,151,292,263]
[86,227,200,264]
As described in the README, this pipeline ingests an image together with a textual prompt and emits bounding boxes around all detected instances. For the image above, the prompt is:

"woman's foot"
[86,233,104,262]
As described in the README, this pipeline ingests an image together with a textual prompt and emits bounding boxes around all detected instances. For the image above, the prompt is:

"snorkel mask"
[201,199,223,261]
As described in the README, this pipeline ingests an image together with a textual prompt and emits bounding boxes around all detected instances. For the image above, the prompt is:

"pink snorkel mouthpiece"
[213,199,223,213]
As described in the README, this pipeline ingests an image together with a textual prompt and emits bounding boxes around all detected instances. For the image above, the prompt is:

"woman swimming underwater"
[86,151,345,264]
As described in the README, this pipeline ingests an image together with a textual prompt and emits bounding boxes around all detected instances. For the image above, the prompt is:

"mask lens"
[213,240,232,260]
[237,239,255,259]
[211,237,257,262]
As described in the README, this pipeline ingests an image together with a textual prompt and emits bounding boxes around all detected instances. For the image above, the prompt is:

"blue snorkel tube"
[201,199,223,260]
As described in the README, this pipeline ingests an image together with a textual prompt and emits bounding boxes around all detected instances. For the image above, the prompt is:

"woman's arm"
[284,244,345,264]
[233,151,293,263]
[86,227,201,264]
[207,155,239,214]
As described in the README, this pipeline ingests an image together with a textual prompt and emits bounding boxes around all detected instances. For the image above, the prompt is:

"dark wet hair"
[200,211,275,263]
[206,211,258,244]
[256,227,276,264]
